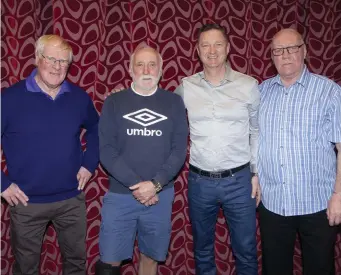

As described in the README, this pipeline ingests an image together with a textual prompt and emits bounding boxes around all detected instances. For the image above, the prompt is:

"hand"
[77,167,92,190]
[144,194,159,207]
[129,181,156,204]
[104,86,125,99]
[327,193,341,226]
[1,183,29,206]
[251,175,261,206]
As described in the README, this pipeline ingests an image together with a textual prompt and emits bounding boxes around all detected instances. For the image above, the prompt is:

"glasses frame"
[271,44,304,56]
[40,53,70,68]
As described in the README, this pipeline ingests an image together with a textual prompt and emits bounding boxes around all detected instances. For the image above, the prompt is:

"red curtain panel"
[1,1,340,274]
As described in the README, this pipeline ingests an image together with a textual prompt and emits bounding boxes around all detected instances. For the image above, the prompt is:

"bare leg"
[138,253,157,275]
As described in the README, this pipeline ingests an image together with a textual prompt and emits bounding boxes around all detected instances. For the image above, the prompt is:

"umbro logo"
[123,108,167,127]
[123,108,167,136]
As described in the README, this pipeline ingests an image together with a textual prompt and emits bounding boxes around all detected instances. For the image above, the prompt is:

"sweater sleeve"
[1,93,11,192]
[1,172,11,192]
[153,95,188,186]
[81,96,100,173]
[99,97,142,187]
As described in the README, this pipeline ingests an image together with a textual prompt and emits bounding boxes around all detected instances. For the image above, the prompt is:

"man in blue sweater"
[96,45,188,275]
[1,35,99,274]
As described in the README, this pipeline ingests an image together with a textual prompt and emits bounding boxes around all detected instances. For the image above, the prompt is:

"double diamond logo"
[123,108,167,127]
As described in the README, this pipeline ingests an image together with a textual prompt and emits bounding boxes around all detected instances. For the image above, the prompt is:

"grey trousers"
[10,193,87,275]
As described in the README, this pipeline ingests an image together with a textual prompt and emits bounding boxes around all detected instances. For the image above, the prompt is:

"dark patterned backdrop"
[1,0,341,274]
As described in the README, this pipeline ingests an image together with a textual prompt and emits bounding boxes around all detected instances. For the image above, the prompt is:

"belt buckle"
[210,172,222,179]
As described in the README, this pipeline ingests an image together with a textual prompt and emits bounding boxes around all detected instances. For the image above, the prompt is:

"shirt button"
[285,93,288,95]
[280,146,283,149]
[283,182,286,184]
[281,164,284,167]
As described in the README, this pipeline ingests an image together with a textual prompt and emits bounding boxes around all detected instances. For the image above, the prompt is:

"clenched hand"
[129,181,156,204]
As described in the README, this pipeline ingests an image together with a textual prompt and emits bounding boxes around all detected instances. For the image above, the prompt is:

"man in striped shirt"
[258,28,341,275]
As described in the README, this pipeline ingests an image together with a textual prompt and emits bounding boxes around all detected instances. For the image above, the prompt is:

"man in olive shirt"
[175,23,260,275]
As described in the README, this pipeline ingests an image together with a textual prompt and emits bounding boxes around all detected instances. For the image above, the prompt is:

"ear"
[303,44,307,59]
[226,42,230,55]
[128,67,134,79]
[35,54,40,66]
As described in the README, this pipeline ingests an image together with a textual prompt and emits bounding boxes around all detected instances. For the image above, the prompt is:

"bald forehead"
[133,47,159,61]
[47,37,64,45]
[272,29,303,47]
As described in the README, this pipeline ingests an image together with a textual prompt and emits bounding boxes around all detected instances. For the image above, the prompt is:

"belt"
[189,163,249,178]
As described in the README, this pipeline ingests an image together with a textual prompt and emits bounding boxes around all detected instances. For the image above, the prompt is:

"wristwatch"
[151,179,162,193]
[251,173,258,177]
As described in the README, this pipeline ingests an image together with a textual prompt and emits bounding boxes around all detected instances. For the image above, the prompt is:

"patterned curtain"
[1,0,340,274]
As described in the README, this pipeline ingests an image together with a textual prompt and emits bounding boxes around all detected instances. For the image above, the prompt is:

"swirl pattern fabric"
[1,1,340,274]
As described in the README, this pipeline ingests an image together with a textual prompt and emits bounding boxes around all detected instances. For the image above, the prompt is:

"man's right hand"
[1,183,29,206]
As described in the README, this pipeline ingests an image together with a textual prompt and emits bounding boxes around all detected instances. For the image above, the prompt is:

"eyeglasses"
[41,54,70,68]
[271,44,304,56]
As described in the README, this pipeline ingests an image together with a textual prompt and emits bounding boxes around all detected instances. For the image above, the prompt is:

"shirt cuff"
[250,163,257,173]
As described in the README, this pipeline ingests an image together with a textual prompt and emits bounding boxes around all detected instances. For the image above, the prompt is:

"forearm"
[82,125,100,173]
[153,149,187,187]
[249,129,258,173]
[82,98,100,173]
[1,171,11,192]
[99,147,141,187]
[249,83,260,173]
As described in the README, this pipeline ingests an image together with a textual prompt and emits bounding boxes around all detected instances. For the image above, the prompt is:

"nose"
[143,65,149,75]
[209,45,216,54]
[282,49,290,59]
[52,60,61,69]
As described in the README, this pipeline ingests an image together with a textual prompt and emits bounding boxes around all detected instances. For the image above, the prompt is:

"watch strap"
[151,179,162,193]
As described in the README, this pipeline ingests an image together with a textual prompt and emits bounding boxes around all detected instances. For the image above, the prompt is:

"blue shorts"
[99,187,174,263]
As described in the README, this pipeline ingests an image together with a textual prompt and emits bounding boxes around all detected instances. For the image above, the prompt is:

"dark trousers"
[188,166,258,275]
[10,193,87,275]
[259,203,338,275]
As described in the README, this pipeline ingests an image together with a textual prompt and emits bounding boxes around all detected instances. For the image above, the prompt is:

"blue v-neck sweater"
[1,75,99,203]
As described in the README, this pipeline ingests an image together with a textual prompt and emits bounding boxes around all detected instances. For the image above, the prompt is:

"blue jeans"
[188,165,257,275]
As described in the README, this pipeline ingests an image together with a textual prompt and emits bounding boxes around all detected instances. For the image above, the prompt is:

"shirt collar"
[269,65,310,88]
[130,82,158,96]
[199,62,234,85]
[26,68,70,94]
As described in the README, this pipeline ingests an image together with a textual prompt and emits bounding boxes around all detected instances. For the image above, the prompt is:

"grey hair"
[129,43,163,76]
[35,34,73,62]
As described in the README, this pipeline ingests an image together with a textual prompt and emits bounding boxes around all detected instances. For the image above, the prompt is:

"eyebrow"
[272,43,301,48]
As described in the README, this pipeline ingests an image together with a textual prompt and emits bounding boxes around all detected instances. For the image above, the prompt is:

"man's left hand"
[130,181,156,204]
[327,193,341,226]
[77,167,92,190]
[144,194,159,207]
[251,175,261,206]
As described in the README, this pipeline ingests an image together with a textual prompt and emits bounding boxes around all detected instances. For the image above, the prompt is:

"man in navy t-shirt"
[96,44,188,275]
[1,35,99,274]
